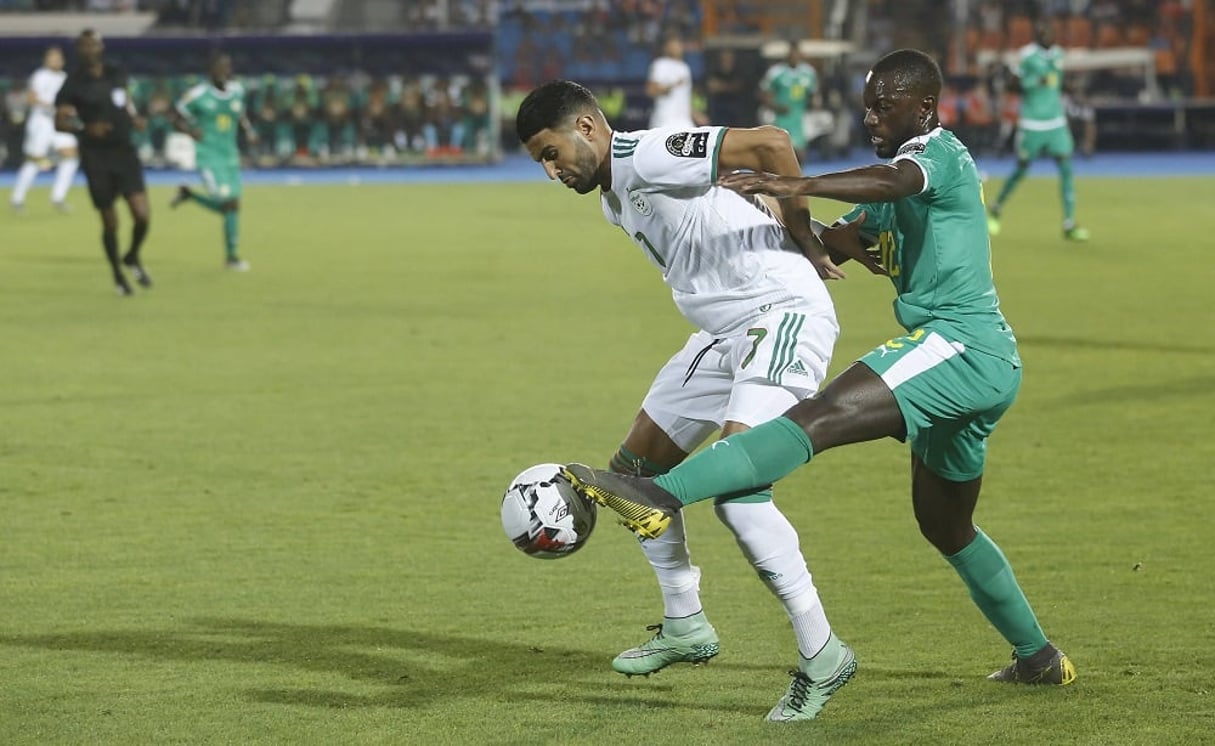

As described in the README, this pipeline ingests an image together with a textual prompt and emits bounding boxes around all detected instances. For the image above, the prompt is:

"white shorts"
[24,114,77,159]
[642,307,838,452]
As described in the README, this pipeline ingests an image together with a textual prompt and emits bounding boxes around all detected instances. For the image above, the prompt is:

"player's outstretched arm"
[720,159,924,205]
[716,125,843,279]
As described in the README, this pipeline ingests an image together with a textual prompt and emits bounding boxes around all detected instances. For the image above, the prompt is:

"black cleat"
[988,643,1076,685]
[114,275,134,296]
[169,185,192,209]
[558,463,680,539]
[122,255,152,288]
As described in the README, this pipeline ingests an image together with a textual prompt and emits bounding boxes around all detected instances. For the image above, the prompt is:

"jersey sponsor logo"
[628,190,653,217]
[897,141,925,156]
[110,88,127,108]
[665,131,709,158]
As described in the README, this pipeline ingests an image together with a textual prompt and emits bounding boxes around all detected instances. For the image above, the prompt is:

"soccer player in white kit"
[517,80,881,721]
[646,34,695,129]
[10,46,79,214]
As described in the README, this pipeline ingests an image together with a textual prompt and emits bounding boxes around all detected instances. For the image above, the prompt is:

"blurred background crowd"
[1,0,1211,169]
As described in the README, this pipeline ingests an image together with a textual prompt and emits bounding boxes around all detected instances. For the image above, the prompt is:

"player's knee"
[787,392,851,449]
[916,516,973,555]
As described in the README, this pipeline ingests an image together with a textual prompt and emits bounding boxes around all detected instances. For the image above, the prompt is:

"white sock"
[637,512,704,620]
[11,160,39,205]
[51,158,78,203]
[715,499,832,658]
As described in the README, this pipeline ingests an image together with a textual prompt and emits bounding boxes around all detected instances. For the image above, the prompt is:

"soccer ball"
[501,463,597,559]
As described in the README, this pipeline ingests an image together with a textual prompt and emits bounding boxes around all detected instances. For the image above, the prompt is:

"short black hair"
[870,49,942,97]
[515,80,598,144]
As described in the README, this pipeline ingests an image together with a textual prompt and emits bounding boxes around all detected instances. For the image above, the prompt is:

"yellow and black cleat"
[559,463,678,540]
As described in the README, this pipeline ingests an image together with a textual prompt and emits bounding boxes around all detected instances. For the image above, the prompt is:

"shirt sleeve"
[632,126,728,188]
[892,138,947,200]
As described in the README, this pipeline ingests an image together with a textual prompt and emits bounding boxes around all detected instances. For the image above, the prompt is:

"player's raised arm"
[715,125,843,280]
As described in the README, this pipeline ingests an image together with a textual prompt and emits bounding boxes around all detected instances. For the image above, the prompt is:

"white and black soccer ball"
[501,463,598,559]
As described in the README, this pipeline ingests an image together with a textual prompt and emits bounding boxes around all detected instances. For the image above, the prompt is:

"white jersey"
[28,67,66,121]
[601,127,835,337]
[647,56,694,129]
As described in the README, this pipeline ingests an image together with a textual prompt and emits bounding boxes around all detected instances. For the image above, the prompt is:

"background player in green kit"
[760,44,818,160]
[558,49,1076,697]
[987,20,1089,241]
[169,53,256,270]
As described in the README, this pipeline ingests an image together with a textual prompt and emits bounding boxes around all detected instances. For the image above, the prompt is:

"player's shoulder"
[1017,43,1042,62]
[181,82,209,102]
[896,127,961,163]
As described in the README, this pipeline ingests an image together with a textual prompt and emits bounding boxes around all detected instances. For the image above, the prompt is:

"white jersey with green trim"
[601,127,834,337]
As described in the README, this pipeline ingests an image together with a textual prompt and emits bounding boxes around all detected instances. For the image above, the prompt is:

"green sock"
[945,528,1048,658]
[189,192,225,213]
[994,162,1029,209]
[654,417,813,506]
[1057,157,1076,226]
[223,210,239,260]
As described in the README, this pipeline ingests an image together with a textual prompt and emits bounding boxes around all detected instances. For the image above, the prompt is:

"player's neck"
[85,60,104,77]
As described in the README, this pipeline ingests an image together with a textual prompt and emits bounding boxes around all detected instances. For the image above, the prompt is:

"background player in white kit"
[517,80,881,721]
[646,33,698,129]
[10,46,79,214]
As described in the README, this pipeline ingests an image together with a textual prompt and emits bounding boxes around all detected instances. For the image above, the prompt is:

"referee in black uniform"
[54,29,151,296]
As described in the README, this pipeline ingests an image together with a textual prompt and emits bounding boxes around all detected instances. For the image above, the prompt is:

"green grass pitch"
[2,176,1213,744]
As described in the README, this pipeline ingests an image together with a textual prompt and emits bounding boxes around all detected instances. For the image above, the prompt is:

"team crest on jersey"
[665,131,709,158]
[897,141,925,156]
[110,88,127,108]
[628,190,653,216]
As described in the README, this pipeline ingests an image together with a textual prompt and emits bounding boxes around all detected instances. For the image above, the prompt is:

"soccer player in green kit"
[170,53,256,270]
[558,50,1076,706]
[760,44,818,160]
[987,19,1089,241]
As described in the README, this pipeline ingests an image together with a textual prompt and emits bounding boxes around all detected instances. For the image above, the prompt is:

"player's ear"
[574,112,597,139]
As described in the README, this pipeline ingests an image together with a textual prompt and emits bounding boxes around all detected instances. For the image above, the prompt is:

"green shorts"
[199,160,242,200]
[858,324,1021,482]
[774,115,807,151]
[1016,125,1074,160]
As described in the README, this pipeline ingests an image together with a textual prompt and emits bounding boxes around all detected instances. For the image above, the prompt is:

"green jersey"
[839,128,1019,364]
[176,81,246,165]
[1016,43,1066,130]
[762,63,817,120]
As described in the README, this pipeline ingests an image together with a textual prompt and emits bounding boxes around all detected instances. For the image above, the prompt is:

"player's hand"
[84,121,113,137]
[822,211,887,276]
[133,116,148,132]
[786,209,846,280]
[719,171,806,200]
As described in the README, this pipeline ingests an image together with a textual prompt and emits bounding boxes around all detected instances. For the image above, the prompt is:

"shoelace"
[644,623,664,640]
[785,670,813,711]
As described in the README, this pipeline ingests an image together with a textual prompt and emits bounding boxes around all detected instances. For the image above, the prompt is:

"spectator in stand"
[360,80,398,160]
[961,81,997,153]
[396,78,426,156]
[706,47,753,127]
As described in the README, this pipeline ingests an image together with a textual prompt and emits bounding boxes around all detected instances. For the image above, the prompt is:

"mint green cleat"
[766,635,856,722]
[612,621,720,677]
[1063,225,1090,241]
[986,212,1002,236]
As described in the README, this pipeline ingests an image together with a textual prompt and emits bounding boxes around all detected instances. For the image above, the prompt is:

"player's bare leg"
[562,364,904,537]
[911,456,1075,685]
